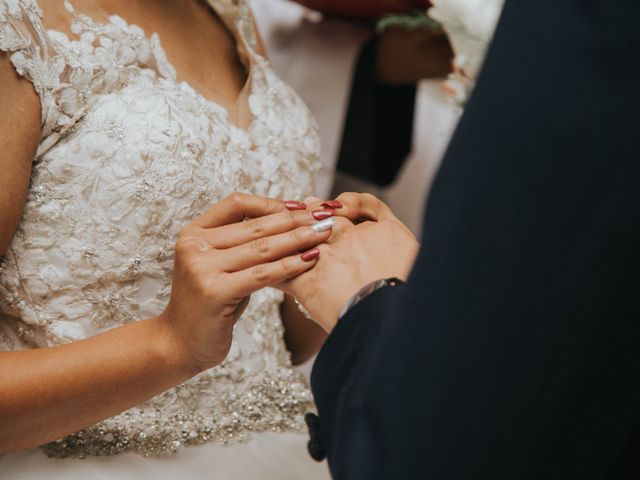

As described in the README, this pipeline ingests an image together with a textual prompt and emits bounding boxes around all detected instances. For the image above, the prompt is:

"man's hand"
[278,193,419,332]
[377,27,453,84]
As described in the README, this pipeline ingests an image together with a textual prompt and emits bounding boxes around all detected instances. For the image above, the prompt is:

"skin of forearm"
[281,295,327,365]
[0,315,194,453]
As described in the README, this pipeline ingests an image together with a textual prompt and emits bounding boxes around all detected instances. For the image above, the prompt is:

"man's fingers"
[333,192,395,223]
[191,193,287,229]
[216,222,333,272]
[304,196,322,205]
[325,216,353,243]
[224,250,319,298]
[201,209,319,249]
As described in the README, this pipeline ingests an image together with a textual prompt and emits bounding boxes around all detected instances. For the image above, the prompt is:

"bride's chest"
[33,11,319,221]
[32,67,319,231]
[48,70,315,193]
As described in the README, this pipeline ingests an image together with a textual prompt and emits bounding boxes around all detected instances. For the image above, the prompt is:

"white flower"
[429,0,505,103]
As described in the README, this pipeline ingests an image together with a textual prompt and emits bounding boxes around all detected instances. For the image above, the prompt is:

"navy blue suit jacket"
[311,1,640,478]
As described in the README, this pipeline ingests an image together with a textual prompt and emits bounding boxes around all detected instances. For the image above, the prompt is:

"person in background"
[289,0,453,193]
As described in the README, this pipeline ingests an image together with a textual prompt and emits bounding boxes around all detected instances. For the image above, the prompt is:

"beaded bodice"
[0,0,320,457]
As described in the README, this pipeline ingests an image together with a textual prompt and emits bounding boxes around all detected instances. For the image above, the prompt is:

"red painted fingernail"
[311,209,334,221]
[284,200,307,210]
[301,248,320,262]
[321,200,343,209]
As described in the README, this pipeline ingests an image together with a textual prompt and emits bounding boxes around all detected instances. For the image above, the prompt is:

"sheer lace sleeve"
[0,0,46,75]
[0,0,66,141]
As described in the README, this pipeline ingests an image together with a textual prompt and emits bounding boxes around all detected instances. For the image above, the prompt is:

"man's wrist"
[307,278,405,333]
[338,278,404,320]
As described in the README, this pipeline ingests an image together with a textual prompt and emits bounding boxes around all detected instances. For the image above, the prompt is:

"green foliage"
[376,11,440,34]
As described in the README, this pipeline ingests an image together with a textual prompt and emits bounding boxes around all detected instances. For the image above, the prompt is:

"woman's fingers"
[201,208,320,249]
[215,222,334,272]
[191,193,291,229]
[224,249,320,299]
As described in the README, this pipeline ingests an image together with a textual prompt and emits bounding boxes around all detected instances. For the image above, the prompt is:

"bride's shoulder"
[0,53,40,150]
[0,2,42,162]
[0,53,41,254]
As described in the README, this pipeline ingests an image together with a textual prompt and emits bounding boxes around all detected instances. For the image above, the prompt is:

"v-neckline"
[176,0,256,132]
[49,0,259,134]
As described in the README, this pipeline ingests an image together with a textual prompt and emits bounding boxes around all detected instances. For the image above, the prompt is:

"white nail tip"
[311,218,336,232]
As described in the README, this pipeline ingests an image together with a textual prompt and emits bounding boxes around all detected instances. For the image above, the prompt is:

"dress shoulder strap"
[205,0,261,56]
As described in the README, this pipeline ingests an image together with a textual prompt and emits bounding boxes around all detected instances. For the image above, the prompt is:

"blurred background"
[250,0,462,236]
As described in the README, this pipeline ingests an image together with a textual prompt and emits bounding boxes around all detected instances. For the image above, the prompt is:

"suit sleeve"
[311,1,640,479]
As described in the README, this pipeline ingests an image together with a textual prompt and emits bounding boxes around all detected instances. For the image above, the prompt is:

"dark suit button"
[305,413,326,461]
[305,412,320,432]
[307,438,326,462]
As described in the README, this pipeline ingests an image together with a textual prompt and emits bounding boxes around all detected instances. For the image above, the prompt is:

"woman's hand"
[278,193,419,332]
[0,192,334,452]
[159,193,334,373]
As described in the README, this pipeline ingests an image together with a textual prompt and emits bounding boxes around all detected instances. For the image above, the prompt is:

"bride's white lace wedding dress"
[0,0,328,478]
